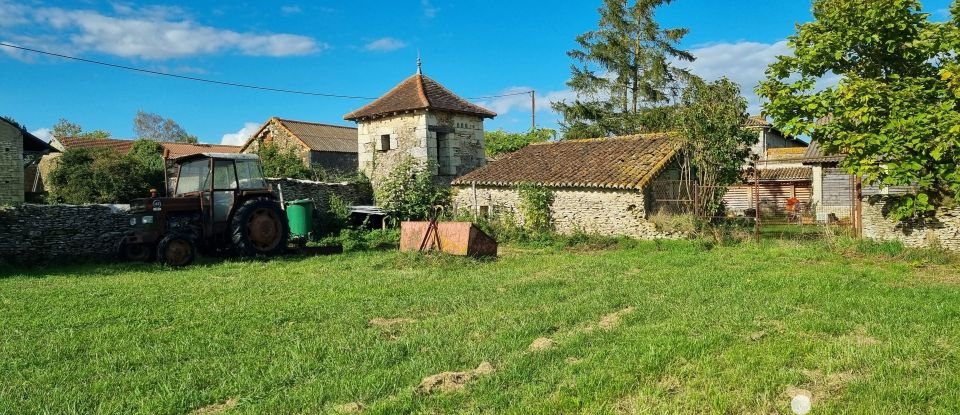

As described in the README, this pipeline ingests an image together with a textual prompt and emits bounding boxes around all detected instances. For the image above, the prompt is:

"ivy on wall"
[517,183,553,232]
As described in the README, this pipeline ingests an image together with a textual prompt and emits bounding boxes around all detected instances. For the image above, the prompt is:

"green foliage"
[316,228,400,252]
[52,118,111,139]
[484,128,555,158]
[133,111,197,143]
[48,142,164,204]
[1,115,26,131]
[375,157,450,222]
[313,194,351,238]
[516,183,553,232]
[676,78,758,215]
[257,142,311,179]
[552,0,693,138]
[757,0,960,220]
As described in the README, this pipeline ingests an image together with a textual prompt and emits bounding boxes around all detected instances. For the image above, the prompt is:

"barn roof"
[240,117,357,153]
[452,133,681,190]
[745,167,813,182]
[802,141,845,164]
[344,74,496,121]
[57,137,241,158]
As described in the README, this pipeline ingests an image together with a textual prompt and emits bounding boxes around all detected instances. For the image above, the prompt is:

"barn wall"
[0,122,24,204]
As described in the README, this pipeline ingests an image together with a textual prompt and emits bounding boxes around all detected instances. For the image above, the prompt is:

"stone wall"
[243,119,311,166]
[267,178,373,212]
[357,112,427,185]
[0,204,131,264]
[0,122,24,204]
[452,185,679,239]
[861,197,960,251]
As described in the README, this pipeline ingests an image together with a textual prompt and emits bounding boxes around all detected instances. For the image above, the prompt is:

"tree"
[134,111,199,143]
[257,141,311,179]
[47,140,164,204]
[552,0,693,139]
[757,0,959,220]
[51,118,111,139]
[676,78,757,215]
[375,157,450,222]
[484,128,555,158]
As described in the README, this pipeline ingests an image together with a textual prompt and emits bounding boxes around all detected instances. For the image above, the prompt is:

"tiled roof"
[57,137,135,154]
[746,167,813,182]
[745,115,772,128]
[161,142,241,158]
[275,118,357,153]
[57,137,242,158]
[344,74,496,121]
[802,141,845,164]
[452,133,680,190]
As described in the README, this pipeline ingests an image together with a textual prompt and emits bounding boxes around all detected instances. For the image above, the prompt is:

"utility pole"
[530,90,536,131]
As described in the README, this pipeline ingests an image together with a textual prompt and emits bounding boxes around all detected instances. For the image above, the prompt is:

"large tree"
[51,118,111,139]
[758,0,960,220]
[552,0,693,139]
[134,111,199,143]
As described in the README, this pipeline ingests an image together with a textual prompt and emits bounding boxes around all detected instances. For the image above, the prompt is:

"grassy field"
[2,238,960,414]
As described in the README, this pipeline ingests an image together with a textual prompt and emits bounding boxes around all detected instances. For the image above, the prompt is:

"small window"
[379,134,391,151]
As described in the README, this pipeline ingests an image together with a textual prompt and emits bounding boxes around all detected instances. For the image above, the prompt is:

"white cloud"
[364,37,407,52]
[281,5,302,15]
[9,5,325,60]
[422,0,438,19]
[221,122,261,146]
[0,1,28,27]
[677,40,791,114]
[477,87,578,117]
[31,128,53,142]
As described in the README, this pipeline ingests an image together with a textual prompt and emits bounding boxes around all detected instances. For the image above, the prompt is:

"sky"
[0,0,954,145]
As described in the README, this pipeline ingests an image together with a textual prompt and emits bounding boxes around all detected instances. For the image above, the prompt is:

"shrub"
[258,142,310,179]
[375,157,450,222]
[313,194,351,238]
[517,183,553,232]
[48,141,165,204]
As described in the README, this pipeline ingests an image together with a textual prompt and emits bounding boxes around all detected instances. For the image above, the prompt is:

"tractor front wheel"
[231,198,290,257]
[118,239,154,262]
[157,234,197,267]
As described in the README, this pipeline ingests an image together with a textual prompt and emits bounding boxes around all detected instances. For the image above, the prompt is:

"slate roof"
[452,133,681,190]
[802,141,845,164]
[57,137,241,158]
[745,167,813,182]
[344,74,497,121]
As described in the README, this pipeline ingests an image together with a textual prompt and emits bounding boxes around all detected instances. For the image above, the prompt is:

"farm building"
[0,118,56,204]
[344,66,496,185]
[451,133,681,239]
[239,117,358,176]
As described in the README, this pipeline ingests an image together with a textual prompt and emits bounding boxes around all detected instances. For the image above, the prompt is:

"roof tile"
[344,74,496,121]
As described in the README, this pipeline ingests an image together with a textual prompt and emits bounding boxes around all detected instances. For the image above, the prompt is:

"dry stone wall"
[453,185,681,239]
[0,204,130,264]
[861,197,960,251]
[266,178,373,212]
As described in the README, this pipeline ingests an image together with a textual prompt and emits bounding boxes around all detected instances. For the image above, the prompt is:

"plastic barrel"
[286,199,314,239]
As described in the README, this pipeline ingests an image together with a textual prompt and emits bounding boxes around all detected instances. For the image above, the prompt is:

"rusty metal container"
[400,221,498,257]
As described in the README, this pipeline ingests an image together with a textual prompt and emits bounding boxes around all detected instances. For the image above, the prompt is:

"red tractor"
[118,153,290,266]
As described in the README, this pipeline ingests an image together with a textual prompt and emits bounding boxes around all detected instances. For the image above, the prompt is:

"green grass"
[2,239,960,414]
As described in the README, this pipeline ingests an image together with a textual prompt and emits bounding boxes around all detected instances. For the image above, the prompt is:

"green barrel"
[286,199,314,239]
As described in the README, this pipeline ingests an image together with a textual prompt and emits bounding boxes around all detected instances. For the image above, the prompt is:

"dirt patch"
[657,375,682,393]
[333,402,364,413]
[597,307,635,330]
[192,398,238,414]
[416,361,495,394]
[368,317,416,327]
[528,337,555,352]
[840,327,880,346]
[749,330,767,341]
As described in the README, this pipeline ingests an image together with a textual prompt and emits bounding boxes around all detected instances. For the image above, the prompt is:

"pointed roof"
[240,117,357,153]
[344,74,497,121]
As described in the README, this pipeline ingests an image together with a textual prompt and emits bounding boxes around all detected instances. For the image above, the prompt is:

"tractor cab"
[120,153,289,266]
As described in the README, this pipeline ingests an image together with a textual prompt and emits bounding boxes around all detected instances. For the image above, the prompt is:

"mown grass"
[2,239,960,414]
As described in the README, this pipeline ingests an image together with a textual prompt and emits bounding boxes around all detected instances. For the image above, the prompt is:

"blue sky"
[0,0,953,145]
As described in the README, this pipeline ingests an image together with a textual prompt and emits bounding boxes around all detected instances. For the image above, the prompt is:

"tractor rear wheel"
[231,198,290,257]
[157,234,196,267]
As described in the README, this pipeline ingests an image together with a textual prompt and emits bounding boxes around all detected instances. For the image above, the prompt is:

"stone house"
[343,70,496,185]
[240,117,358,176]
[0,118,56,204]
[451,133,682,239]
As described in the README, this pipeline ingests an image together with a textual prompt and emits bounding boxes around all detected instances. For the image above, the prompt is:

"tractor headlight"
[129,217,137,226]
[142,216,154,224]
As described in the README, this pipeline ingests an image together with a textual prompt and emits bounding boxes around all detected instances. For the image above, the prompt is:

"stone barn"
[0,118,56,204]
[451,133,682,239]
[343,67,496,185]
[240,117,358,176]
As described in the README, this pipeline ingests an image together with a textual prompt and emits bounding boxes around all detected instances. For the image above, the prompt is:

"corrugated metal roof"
[452,133,680,190]
[802,141,845,164]
[275,118,358,153]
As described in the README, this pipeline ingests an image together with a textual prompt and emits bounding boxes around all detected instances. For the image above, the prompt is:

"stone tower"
[344,67,496,185]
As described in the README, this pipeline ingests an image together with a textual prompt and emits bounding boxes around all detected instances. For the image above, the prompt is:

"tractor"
[118,153,290,267]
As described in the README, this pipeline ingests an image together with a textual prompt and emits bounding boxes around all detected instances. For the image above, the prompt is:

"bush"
[517,183,553,232]
[375,157,450,221]
[48,140,165,204]
[313,194,351,238]
[258,142,311,179]
[317,228,400,252]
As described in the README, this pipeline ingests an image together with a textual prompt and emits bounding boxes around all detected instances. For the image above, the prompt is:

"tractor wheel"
[231,198,290,257]
[157,234,197,267]
[118,239,153,262]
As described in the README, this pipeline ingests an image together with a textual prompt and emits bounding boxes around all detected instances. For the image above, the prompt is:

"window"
[236,159,266,189]
[379,134,391,151]
[175,159,210,195]
[212,160,238,190]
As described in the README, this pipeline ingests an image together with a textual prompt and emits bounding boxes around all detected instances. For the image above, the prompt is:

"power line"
[0,42,534,101]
